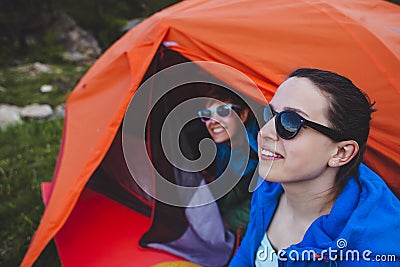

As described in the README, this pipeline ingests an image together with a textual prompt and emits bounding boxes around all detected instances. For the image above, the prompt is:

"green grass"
[0,13,94,265]
[0,60,95,266]
[0,63,87,107]
[0,61,83,266]
[0,119,64,266]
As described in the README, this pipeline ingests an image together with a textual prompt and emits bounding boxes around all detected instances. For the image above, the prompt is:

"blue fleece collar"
[256,163,400,263]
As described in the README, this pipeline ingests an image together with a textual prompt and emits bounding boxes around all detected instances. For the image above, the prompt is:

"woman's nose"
[258,117,278,141]
[206,116,217,124]
[207,111,223,124]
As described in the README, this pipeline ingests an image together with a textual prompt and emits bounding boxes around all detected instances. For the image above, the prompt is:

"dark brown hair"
[203,84,252,125]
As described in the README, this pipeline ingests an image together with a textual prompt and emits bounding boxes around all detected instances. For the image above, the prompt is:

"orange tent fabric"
[22,0,400,266]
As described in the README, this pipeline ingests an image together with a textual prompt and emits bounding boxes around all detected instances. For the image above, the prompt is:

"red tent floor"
[41,183,184,267]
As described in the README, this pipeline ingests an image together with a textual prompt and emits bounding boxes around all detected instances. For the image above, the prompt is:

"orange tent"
[22,0,400,266]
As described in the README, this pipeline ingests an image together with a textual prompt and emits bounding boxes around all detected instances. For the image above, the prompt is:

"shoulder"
[252,179,282,203]
[344,164,400,253]
[358,163,400,207]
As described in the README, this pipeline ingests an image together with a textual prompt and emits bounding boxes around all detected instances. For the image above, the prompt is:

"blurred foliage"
[0,118,64,266]
[57,0,182,49]
[0,63,87,107]
[52,0,144,50]
[0,0,55,65]
[0,0,181,66]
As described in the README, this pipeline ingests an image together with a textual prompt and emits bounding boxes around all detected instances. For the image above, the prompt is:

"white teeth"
[212,127,224,133]
[261,149,282,158]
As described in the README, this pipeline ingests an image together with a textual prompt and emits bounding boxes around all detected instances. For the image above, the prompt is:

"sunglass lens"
[277,111,302,139]
[216,105,231,117]
[263,106,274,122]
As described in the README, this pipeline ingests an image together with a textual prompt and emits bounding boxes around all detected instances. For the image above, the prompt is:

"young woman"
[197,88,259,236]
[229,68,400,266]
[148,88,260,267]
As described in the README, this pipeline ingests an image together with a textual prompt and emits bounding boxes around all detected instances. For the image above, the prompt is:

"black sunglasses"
[198,104,241,123]
[263,106,344,141]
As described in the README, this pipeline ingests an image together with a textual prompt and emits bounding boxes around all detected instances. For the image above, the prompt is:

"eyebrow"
[270,104,310,118]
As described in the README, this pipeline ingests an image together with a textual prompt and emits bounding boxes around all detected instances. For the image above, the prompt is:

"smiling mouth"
[260,148,283,159]
[210,125,225,134]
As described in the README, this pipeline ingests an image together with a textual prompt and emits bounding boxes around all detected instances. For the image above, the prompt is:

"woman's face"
[204,101,247,144]
[258,77,338,183]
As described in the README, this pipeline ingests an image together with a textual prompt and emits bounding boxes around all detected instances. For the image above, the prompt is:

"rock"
[14,62,53,78]
[0,104,22,129]
[62,51,90,63]
[21,104,53,120]
[33,62,52,73]
[40,84,53,93]
[0,85,6,92]
[54,104,66,118]
[54,12,101,64]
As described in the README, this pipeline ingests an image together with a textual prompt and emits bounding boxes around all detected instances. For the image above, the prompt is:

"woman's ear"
[328,140,359,168]
[240,108,249,123]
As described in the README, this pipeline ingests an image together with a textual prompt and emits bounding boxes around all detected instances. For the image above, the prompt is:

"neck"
[229,135,246,148]
[280,171,336,223]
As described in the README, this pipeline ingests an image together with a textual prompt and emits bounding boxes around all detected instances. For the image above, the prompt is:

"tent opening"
[61,45,263,266]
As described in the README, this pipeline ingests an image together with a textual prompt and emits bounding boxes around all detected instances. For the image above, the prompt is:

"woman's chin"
[258,167,280,182]
[210,134,229,143]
